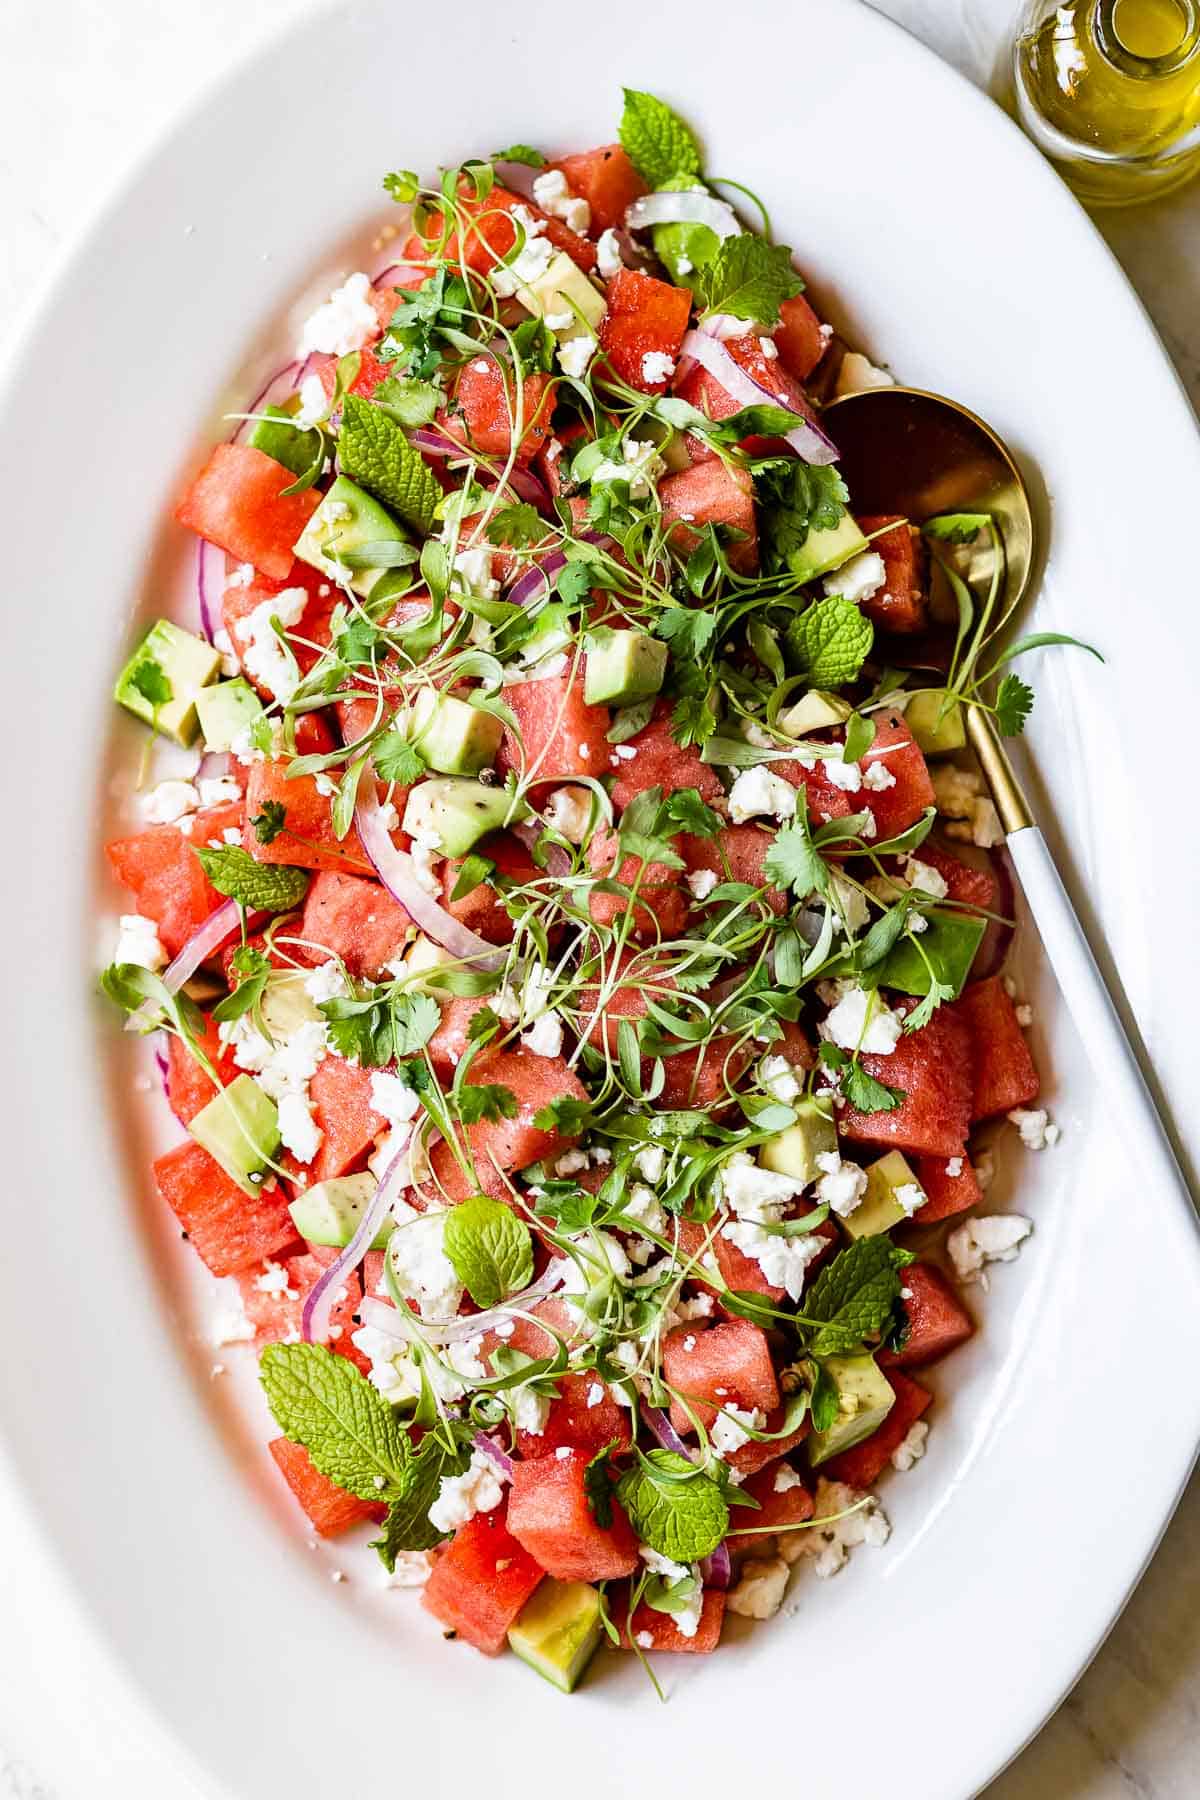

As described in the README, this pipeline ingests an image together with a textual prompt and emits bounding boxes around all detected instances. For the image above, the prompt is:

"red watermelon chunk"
[296,871,412,978]
[236,1252,362,1349]
[422,1506,544,1654]
[440,833,540,946]
[915,842,1002,914]
[768,758,855,825]
[221,566,337,699]
[507,1447,639,1581]
[733,1461,814,1550]
[598,268,692,393]
[152,1140,296,1276]
[310,346,395,402]
[724,1409,810,1481]
[242,760,372,875]
[268,1438,386,1537]
[586,826,687,940]
[438,359,555,465]
[837,998,973,1159]
[549,145,647,230]
[675,331,815,461]
[659,459,758,574]
[822,1371,932,1488]
[300,1057,387,1185]
[620,1589,725,1654]
[609,701,725,813]
[954,975,1040,1121]
[656,1036,752,1111]
[859,715,935,840]
[775,294,828,382]
[515,1373,632,1461]
[452,184,596,276]
[106,802,245,957]
[680,824,786,913]
[882,1263,974,1369]
[664,1318,780,1436]
[165,1015,237,1124]
[496,673,611,784]
[856,516,929,635]
[913,1148,983,1223]
[445,1049,588,1184]
[174,443,321,582]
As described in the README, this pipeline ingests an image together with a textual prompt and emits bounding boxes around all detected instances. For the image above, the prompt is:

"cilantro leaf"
[532,1094,598,1136]
[338,395,440,533]
[456,1082,519,1126]
[664,788,721,839]
[994,672,1034,737]
[697,235,804,327]
[801,1239,913,1357]
[486,502,543,547]
[617,1450,729,1562]
[372,1435,470,1563]
[655,605,717,662]
[130,658,172,708]
[373,729,427,786]
[260,1343,415,1500]
[842,1061,905,1115]
[192,844,309,912]
[619,88,703,189]
[443,1194,534,1308]
[903,977,956,1033]
[756,461,848,574]
[383,170,420,203]
[764,810,828,900]
[788,598,874,688]
[372,374,443,428]
[319,990,439,1067]
[251,799,287,846]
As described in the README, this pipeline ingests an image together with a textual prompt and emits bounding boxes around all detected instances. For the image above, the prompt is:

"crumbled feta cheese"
[634,1145,665,1185]
[304,960,349,1004]
[819,983,903,1056]
[254,1259,296,1299]
[945,1155,964,1179]
[491,206,554,297]
[511,1387,551,1436]
[428,1450,505,1535]
[711,1405,766,1456]
[639,1545,690,1584]
[891,1420,930,1473]
[141,780,199,824]
[687,867,719,901]
[760,1055,802,1103]
[727,765,799,825]
[721,1152,805,1217]
[635,1630,655,1650]
[947,1214,1033,1287]
[544,784,592,844]
[640,349,676,385]
[622,1183,668,1236]
[830,871,871,934]
[906,856,948,899]
[814,1150,869,1219]
[824,550,886,606]
[521,1010,564,1058]
[590,436,666,499]
[408,827,442,897]
[381,1551,436,1588]
[386,1206,464,1320]
[722,1217,825,1301]
[277,1092,323,1165]
[114,912,167,972]
[370,1071,422,1127]
[862,760,896,792]
[557,335,596,378]
[796,1479,891,1578]
[834,351,896,398]
[774,1463,804,1494]
[562,1230,631,1300]
[212,626,239,678]
[297,271,379,357]
[931,764,984,820]
[452,544,498,600]
[757,336,779,361]
[1016,1003,1034,1029]
[211,1292,256,1346]
[555,1148,589,1176]
[197,775,242,809]
[294,372,329,429]
[820,754,863,793]
[543,309,574,332]
[222,1015,328,1102]
[554,1446,573,1461]
[531,168,591,233]
[586,1382,605,1408]
[893,1182,927,1218]
[595,227,624,278]
[237,586,308,701]
[728,1556,790,1620]
[1008,1107,1060,1150]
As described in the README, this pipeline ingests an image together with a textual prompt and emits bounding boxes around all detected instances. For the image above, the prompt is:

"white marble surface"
[1,1,1197,1795]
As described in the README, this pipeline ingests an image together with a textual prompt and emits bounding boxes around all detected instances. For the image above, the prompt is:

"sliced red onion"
[625,191,740,241]
[512,818,570,880]
[504,465,553,510]
[410,428,461,458]
[473,1432,515,1478]
[231,359,305,446]
[163,899,243,995]
[508,550,568,611]
[700,1543,732,1590]
[355,783,506,971]
[643,1406,694,1459]
[359,1258,567,1347]
[196,538,225,642]
[303,1126,415,1344]
[197,750,232,783]
[678,330,840,467]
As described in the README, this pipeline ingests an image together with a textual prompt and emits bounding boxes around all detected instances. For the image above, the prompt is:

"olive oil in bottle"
[1013,0,1200,203]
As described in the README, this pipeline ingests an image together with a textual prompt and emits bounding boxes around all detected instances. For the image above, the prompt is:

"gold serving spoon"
[826,383,1193,1203]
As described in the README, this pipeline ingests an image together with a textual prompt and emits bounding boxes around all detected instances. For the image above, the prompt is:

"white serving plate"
[2,2,1199,1795]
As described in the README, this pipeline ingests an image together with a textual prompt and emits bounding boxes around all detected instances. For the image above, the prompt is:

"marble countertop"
[1,2,1197,1795]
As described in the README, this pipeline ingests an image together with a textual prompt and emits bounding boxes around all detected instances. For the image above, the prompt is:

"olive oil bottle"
[1013,0,1200,202]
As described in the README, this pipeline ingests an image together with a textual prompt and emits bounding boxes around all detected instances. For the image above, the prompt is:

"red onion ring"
[700,1543,732,1590]
[643,1406,694,1459]
[512,819,570,880]
[410,429,462,459]
[196,538,225,642]
[355,782,506,971]
[507,550,568,611]
[624,191,740,240]
[473,1433,516,1478]
[302,1127,415,1343]
[678,329,839,467]
[163,899,243,995]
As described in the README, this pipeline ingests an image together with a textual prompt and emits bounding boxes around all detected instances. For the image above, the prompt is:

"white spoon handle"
[1004,824,1193,1204]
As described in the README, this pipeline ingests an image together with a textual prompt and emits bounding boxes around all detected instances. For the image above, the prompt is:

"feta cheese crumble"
[531,168,591,233]
[727,765,799,825]
[521,1009,564,1058]
[114,912,167,972]
[1008,1107,1060,1150]
[687,867,719,900]
[297,271,379,357]
[595,227,624,278]
[727,1556,791,1620]
[141,779,199,824]
[947,1214,1033,1287]
[557,335,596,379]
[428,1450,505,1535]
[640,349,676,385]
[891,1420,930,1472]
[814,1150,869,1219]
[819,983,904,1056]
[824,550,886,606]
[237,586,308,701]
[711,1405,766,1456]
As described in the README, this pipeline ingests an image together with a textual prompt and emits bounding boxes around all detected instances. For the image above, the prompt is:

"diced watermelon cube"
[300,1057,387,1185]
[516,1372,632,1461]
[663,1318,780,1436]
[507,1446,639,1581]
[165,1014,237,1124]
[422,1506,544,1654]
[856,517,928,634]
[586,826,687,940]
[954,975,1041,1120]
[656,1037,752,1111]
[724,1409,810,1481]
[768,758,857,825]
[609,701,725,813]
[882,1262,974,1369]
[821,1371,932,1488]
[838,998,973,1159]
[310,346,395,402]
[296,871,412,979]
[913,1148,983,1223]
[447,1048,588,1181]
[237,1251,362,1349]
[859,715,935,840]
[675,331,814,462]
[915,842,1002,914]
[598,268,692,393]
[438,360,555,465]
[620,1589,725,1654]
[221,566,337,697]
[548,145,647,231]
[680,824,786,913]
[152,1140,297,1276]
[434,186,594,278]
[268,1438,386,1537]
[775,294,828,381]
[106,802,245,956]
[242,760,372,875]
[733,1460,814,1550]
[440,833,539,946]
[496,673,611,784]
[659,460,758,574]
[174,443,322,582]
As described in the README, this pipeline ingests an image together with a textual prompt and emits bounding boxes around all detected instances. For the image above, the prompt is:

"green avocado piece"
[114,620,222,746]
[905,689,966,755]
[404,689,503,776]
[508,1580,602,1694]
[289,1173,394,1251]
[757,1097,839,1189]
[787,513,870,585]
[842,1149,926,1241]
[189,1074,280,1197]
[195,678,264,754]
[248,401,323,479]
[872,908,986,1000]
[807,1354,896,1467]
[584,629,668,707]
[519,251,606,337]
[293,475,407,597]
[777,689,853,735]
[402,778,529,859]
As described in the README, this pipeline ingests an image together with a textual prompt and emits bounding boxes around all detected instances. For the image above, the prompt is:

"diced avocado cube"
[402,778,529,859]
[404,933,456,987]
[808,1354,896,1467]
[189,1074,280,1197]
[195,678,264,753]
[518,251,606,339]
[843,1150,926,1241]
[114,620,222,746]
[248,402,323,480]
[758,1097,838,1189]
[905,689,966,755]
[289,1173,394,1251]
[778,689,853,736]
[508,1580,603,1694]
[871,908,987,1000]
[258,971,323,1040]
[584,629,668,707]
[293,475,407,597]
[787,513,870,585]
[404,689,503,776]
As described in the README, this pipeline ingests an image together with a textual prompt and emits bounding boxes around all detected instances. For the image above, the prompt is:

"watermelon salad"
[102,89,1076,1693]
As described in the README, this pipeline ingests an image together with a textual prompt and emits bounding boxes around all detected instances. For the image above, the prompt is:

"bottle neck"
[1093,0,1200,74]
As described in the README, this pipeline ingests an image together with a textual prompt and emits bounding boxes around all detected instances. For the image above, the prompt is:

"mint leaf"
[994,672,1033,737]
[131,658,172,708]
[372,1435,469,1563]
[619,89,702,189]
[801,1238,913,1357]
[617,1450,729,1562]
[260,1343,414,1500]
[788,598,874,688]
[193,844,309,912]
[697,235,804,327]
[338,395,439,533]
[373,729,427,785]
[443,1193,533,1308]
